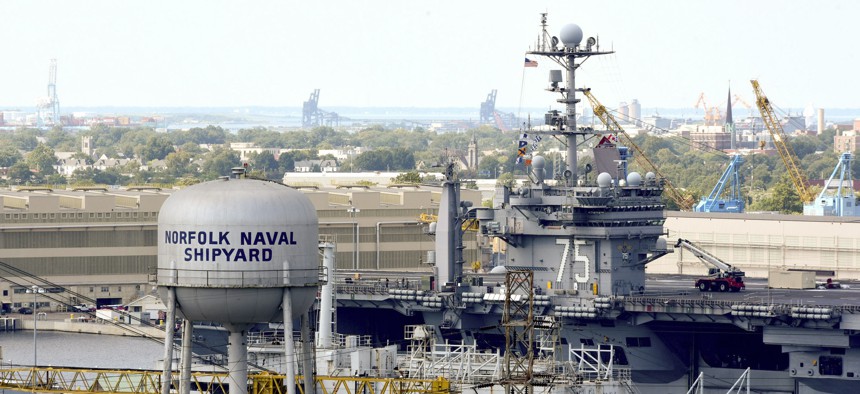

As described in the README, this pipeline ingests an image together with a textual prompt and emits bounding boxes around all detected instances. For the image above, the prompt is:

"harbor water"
[0,330,163,370]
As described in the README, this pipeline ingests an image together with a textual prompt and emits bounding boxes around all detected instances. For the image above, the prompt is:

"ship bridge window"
[625,337,652,347]
[580,338,595,346]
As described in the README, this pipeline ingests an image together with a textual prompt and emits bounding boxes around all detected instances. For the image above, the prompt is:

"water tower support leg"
[301,312,315,394]
[180,320,193,394]
[161,287,176,394]
[283,288,297,394]
[228,329,249,394]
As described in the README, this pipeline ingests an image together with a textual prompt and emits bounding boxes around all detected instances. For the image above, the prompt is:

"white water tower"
[157,171,319,394]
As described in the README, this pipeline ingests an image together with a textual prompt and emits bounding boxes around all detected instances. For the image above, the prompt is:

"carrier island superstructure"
[333,15,860,394]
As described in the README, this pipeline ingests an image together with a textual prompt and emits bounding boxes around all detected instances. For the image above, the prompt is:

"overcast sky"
[1,1,857,110]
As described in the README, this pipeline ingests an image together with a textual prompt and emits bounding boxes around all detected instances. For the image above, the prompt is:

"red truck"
[676,238,746,292]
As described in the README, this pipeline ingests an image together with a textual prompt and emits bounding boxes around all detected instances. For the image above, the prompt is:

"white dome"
[597,172,612,188]
[560,24,584,48]
[627,172,642,187]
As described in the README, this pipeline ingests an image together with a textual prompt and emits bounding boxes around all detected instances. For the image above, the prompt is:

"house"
[126,294,166,323]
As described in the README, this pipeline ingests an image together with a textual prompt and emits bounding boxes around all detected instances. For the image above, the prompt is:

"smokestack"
[818,108,825,135]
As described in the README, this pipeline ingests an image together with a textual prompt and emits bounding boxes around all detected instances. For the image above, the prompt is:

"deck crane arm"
[675,238,745,292]
[750,80,816,203]
[674,238,742,275]
[582,88,695,210]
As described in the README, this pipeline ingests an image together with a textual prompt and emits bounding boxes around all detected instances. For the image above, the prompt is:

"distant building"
[681,125,732,150]
[294,159,339,173]
[834,130,860,154]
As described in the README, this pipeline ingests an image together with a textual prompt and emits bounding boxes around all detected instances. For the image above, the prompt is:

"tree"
[7,162,33,184]
[251,151,280,179]
[0,145,23,167]
[750,175,802,214]
[45,126,77,151]
[353,148,415,171]
[278,151,296,172]
[26,143,58,176]
[164,150,200,178]
[391,171,423,184]
[137,135,175,162]
[201,147,241,179]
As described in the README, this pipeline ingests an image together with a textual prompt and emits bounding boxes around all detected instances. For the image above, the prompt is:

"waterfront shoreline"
[2,312,165,339]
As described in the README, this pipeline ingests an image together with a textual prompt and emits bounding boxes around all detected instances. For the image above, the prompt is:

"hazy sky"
[1,1,858,111]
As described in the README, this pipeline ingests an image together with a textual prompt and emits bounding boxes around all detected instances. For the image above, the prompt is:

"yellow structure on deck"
[0,367,451,394]
[418,213,478,232]
[582,88,695,210]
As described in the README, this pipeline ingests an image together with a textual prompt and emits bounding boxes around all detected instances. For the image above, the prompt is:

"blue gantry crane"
[695,154,744,213]
[803,152,859,216]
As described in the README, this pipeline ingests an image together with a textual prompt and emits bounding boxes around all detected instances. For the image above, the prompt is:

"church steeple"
[467,134,479,171]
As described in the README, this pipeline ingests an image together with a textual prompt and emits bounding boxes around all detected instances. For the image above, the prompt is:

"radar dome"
[490,265,508,274]
[645,172,656,181]
[627,172,642,187]
[532,155,546,169]
[597,172,612,188]
[560,24,584,48]
[157,178,319,324]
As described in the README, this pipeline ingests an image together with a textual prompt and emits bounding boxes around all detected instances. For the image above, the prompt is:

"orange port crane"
[750,79,816,203]
[694,92,722,126]
[583,88,695,210]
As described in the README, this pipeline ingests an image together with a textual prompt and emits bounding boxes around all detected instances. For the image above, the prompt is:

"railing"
[0,367,452,394]
[156,267,321,287]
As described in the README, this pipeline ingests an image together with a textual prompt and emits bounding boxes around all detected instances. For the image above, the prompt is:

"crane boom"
[675,238,740,274]
[750,80,815,203]
[675,238,745,292]
[583,88,694,210]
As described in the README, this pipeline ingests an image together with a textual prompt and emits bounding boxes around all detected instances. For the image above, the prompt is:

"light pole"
[347,207,360,269]
[26,285,44,368]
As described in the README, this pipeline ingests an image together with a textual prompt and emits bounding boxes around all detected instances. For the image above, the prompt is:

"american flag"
[524,58,538,67]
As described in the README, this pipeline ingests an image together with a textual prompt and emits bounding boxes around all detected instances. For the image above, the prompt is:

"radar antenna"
[526,14,613,183]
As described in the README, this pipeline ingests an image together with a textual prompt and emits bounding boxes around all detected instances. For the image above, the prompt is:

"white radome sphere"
[627,172,642,187]
[560,24,584,48]
[597,172,612,188]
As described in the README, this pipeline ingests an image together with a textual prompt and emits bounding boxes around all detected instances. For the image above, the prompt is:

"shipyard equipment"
[751,80,815,203]
[36,58,60,127]
[302,89,340,128]
[803,152,860,216]
[694,154,744,213]
[694,92,722,126]
[479,90,497,125]
[675,238,745,292]
[479,89,516,131]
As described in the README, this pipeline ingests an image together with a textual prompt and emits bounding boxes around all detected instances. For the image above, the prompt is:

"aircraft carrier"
[332,14,860,394]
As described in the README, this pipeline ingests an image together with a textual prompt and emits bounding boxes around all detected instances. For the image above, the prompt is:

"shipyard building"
[2,184,860,312]
[0,184,481,312]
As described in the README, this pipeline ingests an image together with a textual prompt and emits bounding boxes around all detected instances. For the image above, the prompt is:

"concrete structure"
[651,211,860,280]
